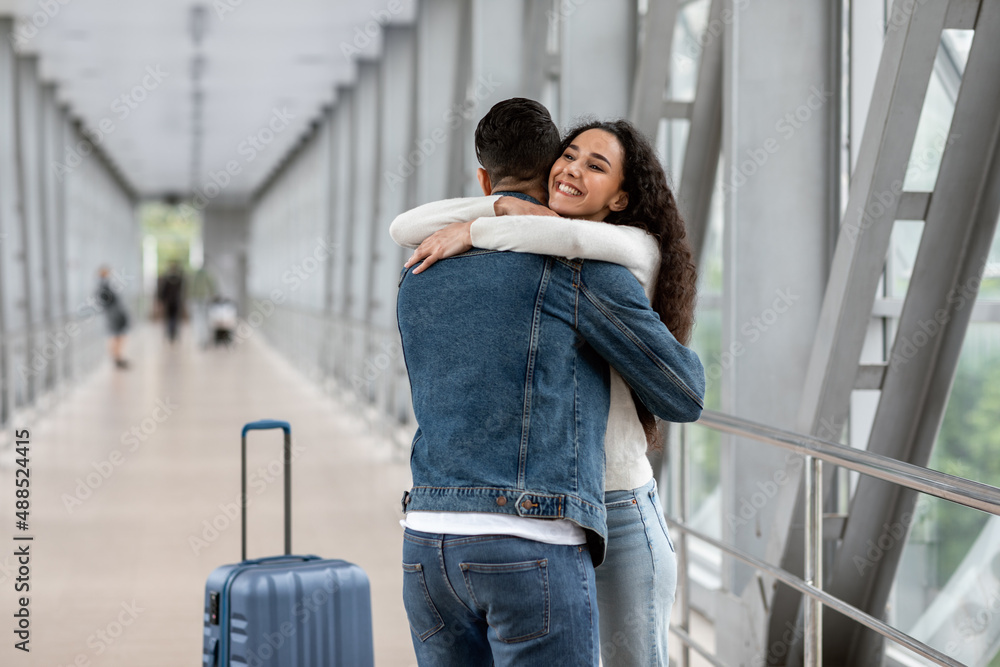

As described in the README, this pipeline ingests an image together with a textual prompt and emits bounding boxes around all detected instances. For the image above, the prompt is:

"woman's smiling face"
[547,129,629,221]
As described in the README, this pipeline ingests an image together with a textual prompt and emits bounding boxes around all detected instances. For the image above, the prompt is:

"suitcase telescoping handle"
[241,420,292,561]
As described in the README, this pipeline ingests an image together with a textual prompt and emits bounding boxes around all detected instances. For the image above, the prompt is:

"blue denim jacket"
[397,250,705,565]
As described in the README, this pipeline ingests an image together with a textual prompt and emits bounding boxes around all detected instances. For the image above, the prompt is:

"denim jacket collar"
[492,190,542,205]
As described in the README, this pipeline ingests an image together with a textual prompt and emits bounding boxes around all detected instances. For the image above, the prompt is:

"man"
[157,260,185,343]
[396,98,704,665]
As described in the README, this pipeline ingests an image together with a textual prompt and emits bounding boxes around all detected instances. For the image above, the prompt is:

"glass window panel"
[690,166,723,403]
[886,324,1000,664]
[669,0,710,103]
[688,304,721,516]
[903,59,957,191]
[929,323,1000,485]
[941,29,974,75]
[687,163,724,520]
[887,495,999,666]
[656,118,689,186]
[140,201,199,273]
[979,215,1000,300]
[888,220,925,299]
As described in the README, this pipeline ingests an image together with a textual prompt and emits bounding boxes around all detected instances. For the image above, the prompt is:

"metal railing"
[669,409,1000,667]
[253,301,414,449]
[0,312,122,436]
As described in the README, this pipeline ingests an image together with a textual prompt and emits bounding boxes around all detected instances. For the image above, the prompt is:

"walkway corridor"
[0,325,416,666]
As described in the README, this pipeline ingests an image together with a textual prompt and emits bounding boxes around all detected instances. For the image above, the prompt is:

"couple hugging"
[393,97,706,666]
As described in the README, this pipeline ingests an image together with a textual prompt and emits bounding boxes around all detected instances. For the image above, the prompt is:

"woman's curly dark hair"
[559,119,699,446]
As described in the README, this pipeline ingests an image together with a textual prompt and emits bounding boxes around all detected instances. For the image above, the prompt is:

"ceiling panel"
[2,0,417,200]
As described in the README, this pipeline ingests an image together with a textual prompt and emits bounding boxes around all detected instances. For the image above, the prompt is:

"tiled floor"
[0,324,417,666]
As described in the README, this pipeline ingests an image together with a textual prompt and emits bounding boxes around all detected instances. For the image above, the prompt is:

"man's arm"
[389,196,500,248]
[576,262,705,423]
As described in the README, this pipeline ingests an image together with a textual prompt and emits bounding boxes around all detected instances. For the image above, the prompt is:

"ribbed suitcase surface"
[202,420,374,667]
[203,556,373,666]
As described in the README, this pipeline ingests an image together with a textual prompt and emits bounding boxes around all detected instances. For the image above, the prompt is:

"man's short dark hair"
[475,98,561,184]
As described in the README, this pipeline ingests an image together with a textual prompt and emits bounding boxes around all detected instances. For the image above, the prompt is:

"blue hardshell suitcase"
[202,420,374,666]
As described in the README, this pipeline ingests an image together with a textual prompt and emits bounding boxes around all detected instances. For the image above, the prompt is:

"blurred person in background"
[189,261,217,348]
[157,260,185,343]
[96,265,129,369]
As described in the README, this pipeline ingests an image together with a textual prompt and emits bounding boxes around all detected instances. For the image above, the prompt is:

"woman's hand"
[494,196,559,217]
[404,221,474,274]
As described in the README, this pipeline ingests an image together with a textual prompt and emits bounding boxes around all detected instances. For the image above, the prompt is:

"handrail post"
[803,454,823,666]
[677,423,691,667]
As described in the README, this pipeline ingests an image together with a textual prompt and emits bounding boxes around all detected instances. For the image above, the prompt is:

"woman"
[96,265,130,369]
[391,119,699,666]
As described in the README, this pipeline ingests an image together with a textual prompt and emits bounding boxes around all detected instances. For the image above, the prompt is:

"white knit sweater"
[390,196,660,491]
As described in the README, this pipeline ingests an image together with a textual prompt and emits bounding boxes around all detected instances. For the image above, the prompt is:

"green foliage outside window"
[922,335,1000,589]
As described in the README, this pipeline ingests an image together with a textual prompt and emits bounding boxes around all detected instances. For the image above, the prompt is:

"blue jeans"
[596,478,677,666]
[402,529,600,666]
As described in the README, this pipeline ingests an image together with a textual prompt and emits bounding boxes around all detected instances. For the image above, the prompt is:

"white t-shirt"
[402,512,587,545]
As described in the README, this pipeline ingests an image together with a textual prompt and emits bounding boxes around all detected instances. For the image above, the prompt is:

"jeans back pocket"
[460,559,550,643]
[402,562,445,641]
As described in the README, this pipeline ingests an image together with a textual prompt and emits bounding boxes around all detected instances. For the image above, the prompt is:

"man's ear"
[610,190,629,212]
[477,168,493,196]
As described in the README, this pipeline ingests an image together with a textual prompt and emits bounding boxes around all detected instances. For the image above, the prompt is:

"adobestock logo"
[178,107,296,219]
[852,505,927,576]
[61,397,179,513]
[18,268,134,382]
[52,600,145,667]
[8,0,74,51]
[703,287,800,384]
[726,454,803,532]
[52,65,169,181]
[188,440,306,556]
[383,74,502,192]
